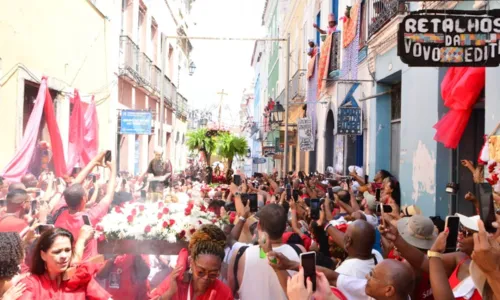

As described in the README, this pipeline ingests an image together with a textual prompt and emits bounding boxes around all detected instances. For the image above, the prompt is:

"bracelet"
[427,250,442,259]
[239,216,246,222]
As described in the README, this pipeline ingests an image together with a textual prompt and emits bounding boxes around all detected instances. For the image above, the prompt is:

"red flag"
[83,95,99,165]
[66,89,85,174]
[43,83,67,177]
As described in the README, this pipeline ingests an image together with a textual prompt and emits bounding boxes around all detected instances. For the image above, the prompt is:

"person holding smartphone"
[53,154,117,262]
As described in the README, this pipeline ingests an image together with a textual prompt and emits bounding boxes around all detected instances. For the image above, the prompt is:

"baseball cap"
[400,205,422,217]
[397,215,437,250]
[456,213,480,232]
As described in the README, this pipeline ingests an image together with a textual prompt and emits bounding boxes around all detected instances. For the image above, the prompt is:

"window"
[359,1,367,49]
[316,12,321,46]
[390,83,401,178]
[332,0,339,23]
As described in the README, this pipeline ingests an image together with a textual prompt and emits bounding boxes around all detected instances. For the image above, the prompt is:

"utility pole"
[283,33,290,176]
[216,89,228,128]
[159,35,166,148]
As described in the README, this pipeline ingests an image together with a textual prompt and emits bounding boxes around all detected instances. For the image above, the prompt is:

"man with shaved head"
[325,219,383,278]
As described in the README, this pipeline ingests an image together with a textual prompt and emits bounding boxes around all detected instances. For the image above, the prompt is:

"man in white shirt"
[337,259,415,300]
[325,219,383,279]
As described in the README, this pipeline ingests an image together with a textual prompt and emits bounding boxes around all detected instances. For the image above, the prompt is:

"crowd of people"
[0,150,499,300]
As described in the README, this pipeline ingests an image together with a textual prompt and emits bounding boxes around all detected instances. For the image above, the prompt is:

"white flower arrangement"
[96,201,227,243]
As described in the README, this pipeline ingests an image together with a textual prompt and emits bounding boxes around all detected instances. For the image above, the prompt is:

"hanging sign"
[263,146,275,157]
[120,110,153,135]
[298,118,315,151]
[337,83,362,135]
[252,158,267,164]
[398,10,500,67]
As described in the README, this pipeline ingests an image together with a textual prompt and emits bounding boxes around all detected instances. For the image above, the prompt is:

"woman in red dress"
[18,228,110,300]
[150,225,233,300]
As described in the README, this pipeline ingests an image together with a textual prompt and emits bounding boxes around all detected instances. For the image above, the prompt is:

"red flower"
[131,209,137,216]
[145,225,152,233]
[162,221,168,228]
[200,206,207,212]
[493,173,499,182]
[96,225,104,232]
[169,219,175,226]
[187,202,194,210]
[189,228,196,234]
[158,202,164,208]
[98,235,105,242]
[157,213,163,220]
[114,206,122,213]
[212,218,217,223]
[185,208,192,216]
[127,215,134,223]
[178,230,186,239]
[162,207,170,214]
[139,205,145,212]
[198,220,203,225]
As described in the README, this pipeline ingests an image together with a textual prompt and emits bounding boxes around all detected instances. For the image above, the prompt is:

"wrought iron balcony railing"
[119,36,140,77]
[329,32,341,75]
[368,0,406,37]
[138,52,152,86]
[151,65,161,93]
[290,69,307,100]
[163,76,174,107]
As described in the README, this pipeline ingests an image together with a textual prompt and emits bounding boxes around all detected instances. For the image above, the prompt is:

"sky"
[184,0,265,130]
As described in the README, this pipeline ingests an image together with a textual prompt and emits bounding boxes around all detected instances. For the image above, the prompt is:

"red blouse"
[18,263,110,300]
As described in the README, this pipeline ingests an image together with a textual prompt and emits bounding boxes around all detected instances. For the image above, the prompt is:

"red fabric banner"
[433,67,485,149]
[67,89,85,173]
[83,96,99,164]
[1,77,67,180]
[317,33,333,99]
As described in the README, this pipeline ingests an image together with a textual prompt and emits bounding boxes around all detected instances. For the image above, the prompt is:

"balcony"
[275,89,285,105]
[176,93,188,119]
[328,32,341,79]
[138,52,153,86]
[368,0,406,38]
[290,69,307,101]
[162,76,175,107]
[151,65,161,93]
[119,36,140,78]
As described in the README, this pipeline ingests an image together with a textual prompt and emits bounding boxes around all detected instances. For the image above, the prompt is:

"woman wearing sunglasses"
[150,225,233,300]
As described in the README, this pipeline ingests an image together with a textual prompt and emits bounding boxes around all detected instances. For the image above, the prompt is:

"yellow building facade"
[0,0,117,168]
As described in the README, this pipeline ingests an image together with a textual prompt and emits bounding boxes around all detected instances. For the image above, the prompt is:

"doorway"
[452,102,485,216]
[325,110,335,169]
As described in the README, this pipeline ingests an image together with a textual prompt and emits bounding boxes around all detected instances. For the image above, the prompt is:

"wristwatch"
[239,216,246,222]
[235,192,241,197]
[427,250,442,259]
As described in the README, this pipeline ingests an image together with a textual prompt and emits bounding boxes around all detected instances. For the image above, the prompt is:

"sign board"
[252,158,267,164]
[337,107,362,135]
[398,11,500,67]
[298,118,315,151]
[120,110,152,135]
[263,146,275,157]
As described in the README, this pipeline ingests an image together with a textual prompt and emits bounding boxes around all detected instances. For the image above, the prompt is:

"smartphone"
[376,189,381,201]
[293,189,300,201]
[31,200,37,214]
[445,216,460,252]
[35,190,41,198]
[365,175,369,184]
[82,215,91,226]
[35,224,55,235]
[140,190,146,200]
[105,150,112,163]
[300,251,317,291]
[286,185,292,200]
[0,199,5,207]
[346,178,351,188]
[225,202,236,212]
[327,187,334,199]
[233,175,241,186]
[376,204,393,213]
[92,175,96,183]
[248,193,258,212]
[310,199,320,220]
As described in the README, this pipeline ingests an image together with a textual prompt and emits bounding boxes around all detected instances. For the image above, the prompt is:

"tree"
[215,132,248,179]
[186,128,216,165]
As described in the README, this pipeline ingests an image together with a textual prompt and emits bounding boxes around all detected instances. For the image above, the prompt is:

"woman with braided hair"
[150,225,233,300]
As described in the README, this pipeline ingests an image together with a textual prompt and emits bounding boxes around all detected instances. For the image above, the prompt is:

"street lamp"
[246,148,251,158]
[199,118,208,127]
[271,101,285,124]
[189,62,196,76]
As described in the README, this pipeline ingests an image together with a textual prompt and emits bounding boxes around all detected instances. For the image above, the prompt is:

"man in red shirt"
[0,189,30,232]
[54,159,116,261]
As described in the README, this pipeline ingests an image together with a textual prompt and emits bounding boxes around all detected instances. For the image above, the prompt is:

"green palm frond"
[215,132,248,160]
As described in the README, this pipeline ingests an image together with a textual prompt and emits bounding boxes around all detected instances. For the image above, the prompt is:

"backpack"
[47,206,69,225]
